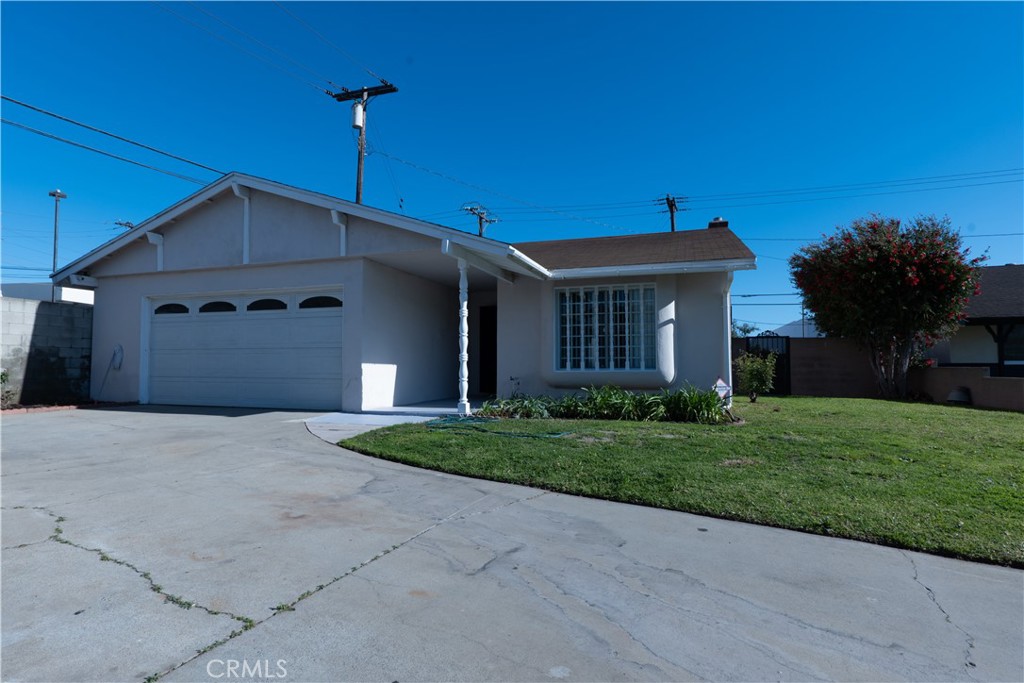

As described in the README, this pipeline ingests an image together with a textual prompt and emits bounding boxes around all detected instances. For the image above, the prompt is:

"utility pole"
[661,194,682,232]
[462,203,498,237]
[48,188,67,303]
[329,82,398,204]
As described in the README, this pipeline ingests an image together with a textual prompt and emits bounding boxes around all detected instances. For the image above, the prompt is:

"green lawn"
[341,397,1024,567]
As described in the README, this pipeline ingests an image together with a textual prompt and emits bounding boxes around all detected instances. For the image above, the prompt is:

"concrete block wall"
[909,366,1024,413]
[788,337,879,398]
[1,297,93,405]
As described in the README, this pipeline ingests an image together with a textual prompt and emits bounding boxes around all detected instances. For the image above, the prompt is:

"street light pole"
[48,188,67,303]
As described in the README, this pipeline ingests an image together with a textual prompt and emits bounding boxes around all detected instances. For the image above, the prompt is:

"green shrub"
[622,392,667,422]
[547,394,587,419]
[481,385,728,425]
[661,386,729,424]
[734,352,777,402]
[478,394,552,419]
[582,385,632,419]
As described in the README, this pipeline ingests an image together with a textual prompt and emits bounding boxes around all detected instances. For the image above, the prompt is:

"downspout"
[331,210,348,256]
[232,183,251,264]
[722,272,734,408]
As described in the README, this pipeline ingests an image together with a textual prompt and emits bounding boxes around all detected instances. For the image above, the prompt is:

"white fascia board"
[506,246,552,279]
[548,258,757,280]
[442,240,516,284]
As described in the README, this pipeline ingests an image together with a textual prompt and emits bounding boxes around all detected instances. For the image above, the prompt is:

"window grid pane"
[558,285,655,372]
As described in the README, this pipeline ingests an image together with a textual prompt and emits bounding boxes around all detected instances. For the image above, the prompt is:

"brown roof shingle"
[966,264,1024,320]
[513,228,755,270]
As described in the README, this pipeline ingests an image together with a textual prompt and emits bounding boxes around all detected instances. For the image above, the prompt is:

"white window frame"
[554,283,657,372]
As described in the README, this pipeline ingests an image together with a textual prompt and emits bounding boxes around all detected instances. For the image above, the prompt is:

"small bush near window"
[479,385,729,424]
[733,352,777,402]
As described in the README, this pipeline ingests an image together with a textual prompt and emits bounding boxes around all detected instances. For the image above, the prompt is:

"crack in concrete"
[6,506,257,683]
[901,550,978,678]
[155,490,550,680]
[7,491,551,681]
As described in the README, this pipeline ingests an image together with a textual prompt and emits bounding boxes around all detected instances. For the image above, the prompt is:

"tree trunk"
[868,336,914,400]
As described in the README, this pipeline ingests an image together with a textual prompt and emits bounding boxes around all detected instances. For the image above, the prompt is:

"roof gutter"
[548,257,757,280]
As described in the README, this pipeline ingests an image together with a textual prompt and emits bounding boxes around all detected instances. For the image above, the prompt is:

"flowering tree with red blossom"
[789,214,984,399]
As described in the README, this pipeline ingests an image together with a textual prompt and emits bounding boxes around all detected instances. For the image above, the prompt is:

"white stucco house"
[53,173,756,413]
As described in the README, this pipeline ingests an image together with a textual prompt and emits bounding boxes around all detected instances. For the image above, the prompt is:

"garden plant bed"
[341,396,1024,567]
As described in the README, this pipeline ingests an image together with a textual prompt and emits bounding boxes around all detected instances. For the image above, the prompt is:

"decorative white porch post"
[457,258,471,416]
[722,272,734,409]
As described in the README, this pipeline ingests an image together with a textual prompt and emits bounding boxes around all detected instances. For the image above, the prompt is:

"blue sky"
[2,1,1021,331]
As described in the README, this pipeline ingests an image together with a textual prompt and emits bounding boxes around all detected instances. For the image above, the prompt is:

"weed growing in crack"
[164,594,194,610]
[271,603,295,613]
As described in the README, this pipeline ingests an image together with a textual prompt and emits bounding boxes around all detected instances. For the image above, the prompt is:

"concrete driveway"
[2,407,1021,682]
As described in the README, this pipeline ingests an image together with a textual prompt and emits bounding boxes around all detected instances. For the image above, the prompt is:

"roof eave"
[548,257,757,280]
[52,172,518,284]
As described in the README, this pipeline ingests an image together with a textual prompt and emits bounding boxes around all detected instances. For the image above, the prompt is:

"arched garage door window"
[199,301,237,313]
[299,296,342,309]
[154,303,188,314]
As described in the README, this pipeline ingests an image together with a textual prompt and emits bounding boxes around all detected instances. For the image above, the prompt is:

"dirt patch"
[573,432,616,445]
[718,458,759,468]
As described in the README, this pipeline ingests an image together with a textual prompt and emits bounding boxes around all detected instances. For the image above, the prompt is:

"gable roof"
[966,264,1024,321]
[52,172,550,284]
[52,172,756,287]
[514,228,756,278]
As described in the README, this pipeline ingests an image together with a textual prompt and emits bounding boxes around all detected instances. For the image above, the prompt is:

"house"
[52,173,756,413]
[0,283,94,305]
[933,264,1023,377]
[772,318,823,338]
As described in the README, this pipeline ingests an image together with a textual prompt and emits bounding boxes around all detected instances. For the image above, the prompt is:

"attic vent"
[708,217,729,229]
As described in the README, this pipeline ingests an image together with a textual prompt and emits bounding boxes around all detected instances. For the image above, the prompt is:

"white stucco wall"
[949,325,998,364]
[89,260,359,406]
[497,271,731,397]
[360,260,457,409]
[249,190,340,262]
[83,188,471,410]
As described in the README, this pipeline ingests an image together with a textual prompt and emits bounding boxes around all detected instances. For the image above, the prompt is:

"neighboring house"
[52,173,755,412]
[772,318,823,338]
[936,264,1023,377]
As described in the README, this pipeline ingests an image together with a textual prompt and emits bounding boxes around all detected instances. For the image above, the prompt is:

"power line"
[682,179,1023,212]
[368,120,405,212]
[683,168,1023,202]
[373,149,638,233]
[185,1,342,89]
[151,1,330,95]
[0,265,50,272]
[272,1,391,85]
[499,177,1023,219]
[740,231,1024,242]
[2,95,225,175]
[481,167,1023,216]
[1,119,210,185]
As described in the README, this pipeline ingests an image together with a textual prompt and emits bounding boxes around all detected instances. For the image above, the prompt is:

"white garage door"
[148,291,344,410]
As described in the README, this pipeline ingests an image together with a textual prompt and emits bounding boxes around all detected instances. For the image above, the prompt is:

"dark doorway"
[479,305,497,396]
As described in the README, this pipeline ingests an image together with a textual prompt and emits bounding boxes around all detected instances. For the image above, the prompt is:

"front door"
[479,305,497,396]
